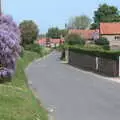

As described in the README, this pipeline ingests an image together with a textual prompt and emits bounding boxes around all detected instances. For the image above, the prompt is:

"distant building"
[37,38,64,48]
[100,22,120,49]
[69,29,99,41]
[37,38,46,46]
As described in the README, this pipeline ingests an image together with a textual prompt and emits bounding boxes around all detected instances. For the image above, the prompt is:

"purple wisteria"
[0,15,21,81]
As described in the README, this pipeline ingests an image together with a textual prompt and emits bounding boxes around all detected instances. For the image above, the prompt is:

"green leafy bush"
[102,45,110,50]
[42,47,51,55]
[65,33,85,45]
[84,44,104,50]
[95,37,109,45]
[20,46,24,58]
[68,45,120,60]
[25,44,43,56]
[95,37,110,50]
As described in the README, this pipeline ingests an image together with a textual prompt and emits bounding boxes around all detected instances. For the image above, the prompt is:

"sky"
[2,0,120,33]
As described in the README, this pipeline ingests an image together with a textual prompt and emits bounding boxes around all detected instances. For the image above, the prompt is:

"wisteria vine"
[0,15,21,80]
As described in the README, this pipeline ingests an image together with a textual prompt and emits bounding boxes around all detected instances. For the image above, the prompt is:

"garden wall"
[69,50,119,77]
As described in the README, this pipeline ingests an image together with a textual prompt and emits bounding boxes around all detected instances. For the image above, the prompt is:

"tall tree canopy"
[67,15,91,29]
[19,20,39,47]
[92,4,120,28]
[46,27,67,39]
[46,27,60,39]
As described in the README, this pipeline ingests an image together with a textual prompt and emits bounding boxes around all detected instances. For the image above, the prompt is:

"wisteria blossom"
[0,15,21,80]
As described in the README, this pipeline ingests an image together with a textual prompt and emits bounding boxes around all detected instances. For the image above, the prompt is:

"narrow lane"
[26,51,120,120]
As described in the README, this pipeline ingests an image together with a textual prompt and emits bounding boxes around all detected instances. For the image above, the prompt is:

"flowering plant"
[0,15,21,81]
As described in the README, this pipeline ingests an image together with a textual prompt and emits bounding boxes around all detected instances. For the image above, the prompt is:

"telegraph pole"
[0,0,2,15]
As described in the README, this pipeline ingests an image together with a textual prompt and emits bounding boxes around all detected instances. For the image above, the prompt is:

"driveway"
[26,51,120,120]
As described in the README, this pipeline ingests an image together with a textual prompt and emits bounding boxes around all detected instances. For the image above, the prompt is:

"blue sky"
[2,0,120,33]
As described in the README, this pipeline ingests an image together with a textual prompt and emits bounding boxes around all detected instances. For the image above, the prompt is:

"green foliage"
[84,44,104,50]
[90,23,98,29]
[68,45,120,60]
[46,27,61,39]
[25,44,44,56]
[39,34,46,39]
[19,20,39,47]
[102,45,110,50]
[95,37,110,50]
[0,51,47,120]
[95,37,109,45]
[42,47,52,56]
[46,27,68,39]
[65,33,85,45]
[25,44,51,57]
[20,46,24,58]
[67,15,91,29]
[56,45,65,51]
[93,4,120,27]
[60,29,68,37]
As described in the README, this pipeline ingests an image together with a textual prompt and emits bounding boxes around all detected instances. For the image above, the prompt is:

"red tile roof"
[100,23,120,35]
[69,29,98,40]
[37,38,64,45]
[37,38,46,44]
[50,38,64,44]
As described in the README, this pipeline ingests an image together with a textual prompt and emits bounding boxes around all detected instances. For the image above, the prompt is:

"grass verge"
[0,51,48,120]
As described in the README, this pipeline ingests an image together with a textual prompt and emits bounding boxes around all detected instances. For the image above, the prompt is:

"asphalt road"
[26,51,120,120]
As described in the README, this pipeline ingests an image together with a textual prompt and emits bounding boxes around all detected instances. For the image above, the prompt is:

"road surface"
[26,51,120,120]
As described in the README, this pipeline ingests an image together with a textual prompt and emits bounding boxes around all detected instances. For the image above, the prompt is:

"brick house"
[99,23,120,49]
[37,38,64,47]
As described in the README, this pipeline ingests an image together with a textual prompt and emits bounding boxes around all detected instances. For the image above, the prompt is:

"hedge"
[68,45,120,60]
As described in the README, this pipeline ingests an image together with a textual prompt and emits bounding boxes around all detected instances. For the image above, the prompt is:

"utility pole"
[0,0,2,15]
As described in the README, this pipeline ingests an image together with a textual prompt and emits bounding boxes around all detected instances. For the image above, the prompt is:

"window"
[115,36,120,40]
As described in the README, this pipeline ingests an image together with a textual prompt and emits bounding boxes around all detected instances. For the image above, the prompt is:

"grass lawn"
[0,51,48,120]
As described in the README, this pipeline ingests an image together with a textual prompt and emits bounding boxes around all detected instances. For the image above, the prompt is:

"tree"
[60,29,68,37]
[39,34,46,39]
[65,33,85,45]
[0,15,21,81]
[67,15,91,29]
[46,27,61,39]
[93,4,120,28]
[90,23,98,29]
[19,20,39,47]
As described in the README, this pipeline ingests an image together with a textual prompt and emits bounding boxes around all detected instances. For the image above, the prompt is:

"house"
[37,38,46,46]
[50,38,64,47]
[100,23,120,49]
[37,38,64,48]
[69,29,99,42]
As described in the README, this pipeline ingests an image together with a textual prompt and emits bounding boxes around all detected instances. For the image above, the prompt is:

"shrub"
[84,44,104,50]
[20,46,24,58]
[25,44,43,56]
[102,45,110,50]
[95,37,110,50]
[56,45,65,51]
[65,33,85,45]
[95,37,109,45]
[68,45,120,60]
[0,15,21,82]
[42,47,51,55]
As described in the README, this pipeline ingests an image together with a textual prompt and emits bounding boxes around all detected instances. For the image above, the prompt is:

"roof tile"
[100,23,120,35]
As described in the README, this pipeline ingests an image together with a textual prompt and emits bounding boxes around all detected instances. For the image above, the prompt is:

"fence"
[68,50,119,77]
